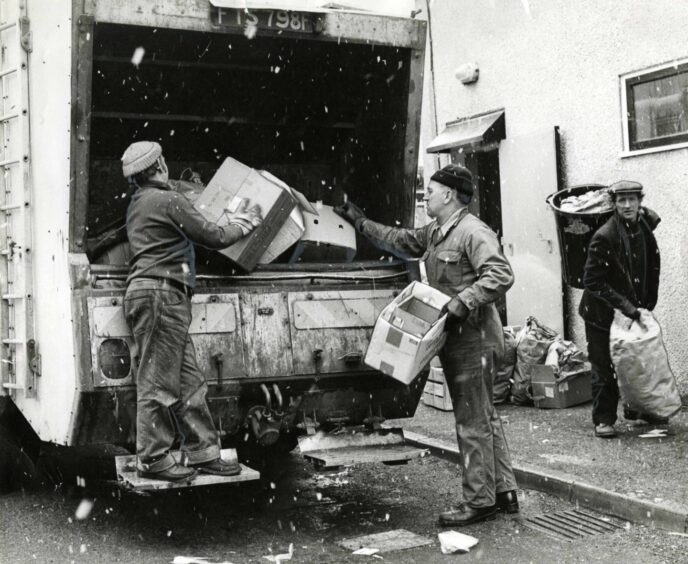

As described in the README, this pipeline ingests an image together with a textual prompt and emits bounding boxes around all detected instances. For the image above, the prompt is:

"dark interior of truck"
[86,23,416,270]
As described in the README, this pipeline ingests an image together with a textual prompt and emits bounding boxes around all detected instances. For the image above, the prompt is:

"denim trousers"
[439,306,517,509]
[124,277,220,472]
[584,323,619,426]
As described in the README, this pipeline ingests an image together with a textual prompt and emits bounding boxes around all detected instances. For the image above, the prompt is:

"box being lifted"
[193,157,296,271]
[290,204,357,263]
[365,281,451,385]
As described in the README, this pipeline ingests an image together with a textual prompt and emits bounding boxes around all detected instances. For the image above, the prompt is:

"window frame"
[620,58,688,157]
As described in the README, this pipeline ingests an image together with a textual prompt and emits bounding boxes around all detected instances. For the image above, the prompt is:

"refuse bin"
[546,184,613,289]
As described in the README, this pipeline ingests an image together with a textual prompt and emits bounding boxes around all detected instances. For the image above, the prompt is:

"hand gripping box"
[193,157,296,271]
[364,282,451,385]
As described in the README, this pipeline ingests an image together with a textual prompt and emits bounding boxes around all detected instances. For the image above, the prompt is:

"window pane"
[631,69,688,147]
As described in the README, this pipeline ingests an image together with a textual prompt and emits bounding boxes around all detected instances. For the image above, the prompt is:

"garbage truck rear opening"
[0,0,427,483]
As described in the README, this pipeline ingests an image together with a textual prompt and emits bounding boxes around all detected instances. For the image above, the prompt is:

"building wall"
[424,0,688,395]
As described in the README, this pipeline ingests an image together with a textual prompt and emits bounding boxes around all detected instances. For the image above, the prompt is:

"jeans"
[439,309,517,509]
[124,277,220,472]
[585,323,619,426]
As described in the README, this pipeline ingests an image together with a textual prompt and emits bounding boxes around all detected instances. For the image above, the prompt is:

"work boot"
[193,457,241,476]
[438,503,497,527]
[594,423,617,438]
[639,413,669,425]
[137,463,197,483]
[496,490,520,514]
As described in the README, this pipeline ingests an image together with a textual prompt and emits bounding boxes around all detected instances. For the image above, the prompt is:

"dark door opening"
[454,148,507,325]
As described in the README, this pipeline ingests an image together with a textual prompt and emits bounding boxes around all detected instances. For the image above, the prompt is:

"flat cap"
[608,180,644,196]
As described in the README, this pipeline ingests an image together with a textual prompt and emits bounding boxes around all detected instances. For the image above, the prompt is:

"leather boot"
[438,504,497,527]
[193,457,241,476]
[137,463,197,483]
[496,490,520,514]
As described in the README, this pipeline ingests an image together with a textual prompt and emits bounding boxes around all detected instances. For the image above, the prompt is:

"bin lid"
[427,109,505,153]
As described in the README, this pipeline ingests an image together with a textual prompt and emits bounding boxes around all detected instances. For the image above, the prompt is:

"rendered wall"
[423,0,688,395]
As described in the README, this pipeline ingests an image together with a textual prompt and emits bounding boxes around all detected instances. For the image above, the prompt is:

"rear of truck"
[10,1,429,464]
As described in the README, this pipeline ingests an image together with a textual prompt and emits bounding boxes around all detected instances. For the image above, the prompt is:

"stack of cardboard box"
[193,157,357,271]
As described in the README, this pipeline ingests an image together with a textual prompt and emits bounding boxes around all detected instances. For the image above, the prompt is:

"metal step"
[299,427,428,469]
[115,448,260,492]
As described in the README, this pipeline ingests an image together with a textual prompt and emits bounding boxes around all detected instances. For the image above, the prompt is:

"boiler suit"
[360,207,517,508]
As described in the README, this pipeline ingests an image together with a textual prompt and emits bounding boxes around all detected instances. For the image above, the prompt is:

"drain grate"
[524,509,626,541]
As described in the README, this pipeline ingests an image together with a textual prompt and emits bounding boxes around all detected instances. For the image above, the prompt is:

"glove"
[225,198,263,236]
[333,201,367,230]
[620,302,641,321]
[440,296,470,323]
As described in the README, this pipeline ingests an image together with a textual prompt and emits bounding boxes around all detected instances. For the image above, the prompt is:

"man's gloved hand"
[333,201,367,230]
[225,198,263,236]
[620,302,641,321]
[440,296,470,323]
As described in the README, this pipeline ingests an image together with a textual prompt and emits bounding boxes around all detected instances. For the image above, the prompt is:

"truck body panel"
[2,0,427,455]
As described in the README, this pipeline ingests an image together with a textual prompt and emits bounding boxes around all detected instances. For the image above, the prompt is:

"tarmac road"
[1,452,687,564]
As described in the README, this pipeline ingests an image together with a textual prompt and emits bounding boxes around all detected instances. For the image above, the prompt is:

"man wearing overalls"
[335,164,518,526]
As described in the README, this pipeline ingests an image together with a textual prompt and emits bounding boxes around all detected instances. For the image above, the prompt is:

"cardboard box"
[256,171,318,264]
[193,157,296,271]
[290,204,357,263]
[423,365,453,411]
[364,281,451,385]
[528,364,592,409]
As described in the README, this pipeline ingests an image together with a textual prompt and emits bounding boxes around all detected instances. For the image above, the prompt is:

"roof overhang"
[427,109,505,154]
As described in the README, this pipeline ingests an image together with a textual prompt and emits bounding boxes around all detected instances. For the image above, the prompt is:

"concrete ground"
[392,401,688,517]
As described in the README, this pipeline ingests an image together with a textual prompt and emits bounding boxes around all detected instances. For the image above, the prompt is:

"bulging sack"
[609,309,681,420]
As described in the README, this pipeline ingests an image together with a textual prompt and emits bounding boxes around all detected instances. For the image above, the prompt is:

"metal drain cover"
[524,509,626,541]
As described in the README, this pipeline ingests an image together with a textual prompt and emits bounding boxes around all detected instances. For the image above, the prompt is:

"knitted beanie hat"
[121,141,163,177]
[430,163,474,196]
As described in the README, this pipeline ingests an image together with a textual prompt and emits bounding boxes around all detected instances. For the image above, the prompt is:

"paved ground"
[1,452,687,564]
[392,401,688,515]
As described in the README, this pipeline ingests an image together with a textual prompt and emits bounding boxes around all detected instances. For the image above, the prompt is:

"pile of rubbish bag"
[495,316,590,406]
[558,187,614,214]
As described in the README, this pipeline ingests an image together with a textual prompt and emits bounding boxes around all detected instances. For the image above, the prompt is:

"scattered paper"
[352,548,380,556]
[172,558,234,564]
[263,544,294,563]
[74,499,94,521]
[638,429,668,438]
[438,531,479,554]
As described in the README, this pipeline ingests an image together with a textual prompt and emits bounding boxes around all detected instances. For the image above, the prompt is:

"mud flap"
[115,448,260,492]
[298,428,428,469]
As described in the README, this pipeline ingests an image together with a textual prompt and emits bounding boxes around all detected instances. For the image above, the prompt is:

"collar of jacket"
[138,179,172,191]
[431,206,469,245]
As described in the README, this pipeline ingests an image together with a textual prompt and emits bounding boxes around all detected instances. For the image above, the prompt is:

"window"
[622,59,688,154]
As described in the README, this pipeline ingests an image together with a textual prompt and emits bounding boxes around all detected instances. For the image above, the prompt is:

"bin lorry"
[0,0,428,490]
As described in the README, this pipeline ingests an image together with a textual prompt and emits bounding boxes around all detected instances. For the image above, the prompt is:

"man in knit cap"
[121,141,262,482]
[335,164,518,526]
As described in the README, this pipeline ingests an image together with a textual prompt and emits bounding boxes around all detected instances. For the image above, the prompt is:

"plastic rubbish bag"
[494,326,517,404]
[511,316,559,405]
[609,309,681,420]
[545,339,590,381]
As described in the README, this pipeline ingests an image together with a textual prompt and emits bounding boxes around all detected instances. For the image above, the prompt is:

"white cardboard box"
[193,157,296,271]
[290,204,357,262]
[256,171,318,264]
[364,281,451,385]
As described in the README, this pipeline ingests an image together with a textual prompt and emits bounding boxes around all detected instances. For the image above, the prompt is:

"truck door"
[499,127,564,335]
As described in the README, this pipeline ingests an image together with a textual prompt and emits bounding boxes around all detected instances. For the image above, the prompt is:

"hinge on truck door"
[19,17,31,53]
[27,339,40,378]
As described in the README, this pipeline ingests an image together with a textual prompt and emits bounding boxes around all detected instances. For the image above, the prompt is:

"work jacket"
[360,207,514,353]
[578,208,661,330]
[126,180,243,288]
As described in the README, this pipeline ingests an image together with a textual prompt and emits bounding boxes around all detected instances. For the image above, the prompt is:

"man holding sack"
[579,180,664,438]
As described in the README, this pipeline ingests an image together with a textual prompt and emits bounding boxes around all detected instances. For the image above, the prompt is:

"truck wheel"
[0,431,39,493]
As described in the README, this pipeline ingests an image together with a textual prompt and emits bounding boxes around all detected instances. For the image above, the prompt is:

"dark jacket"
[126,180,243,288]
[578,208,661,330]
